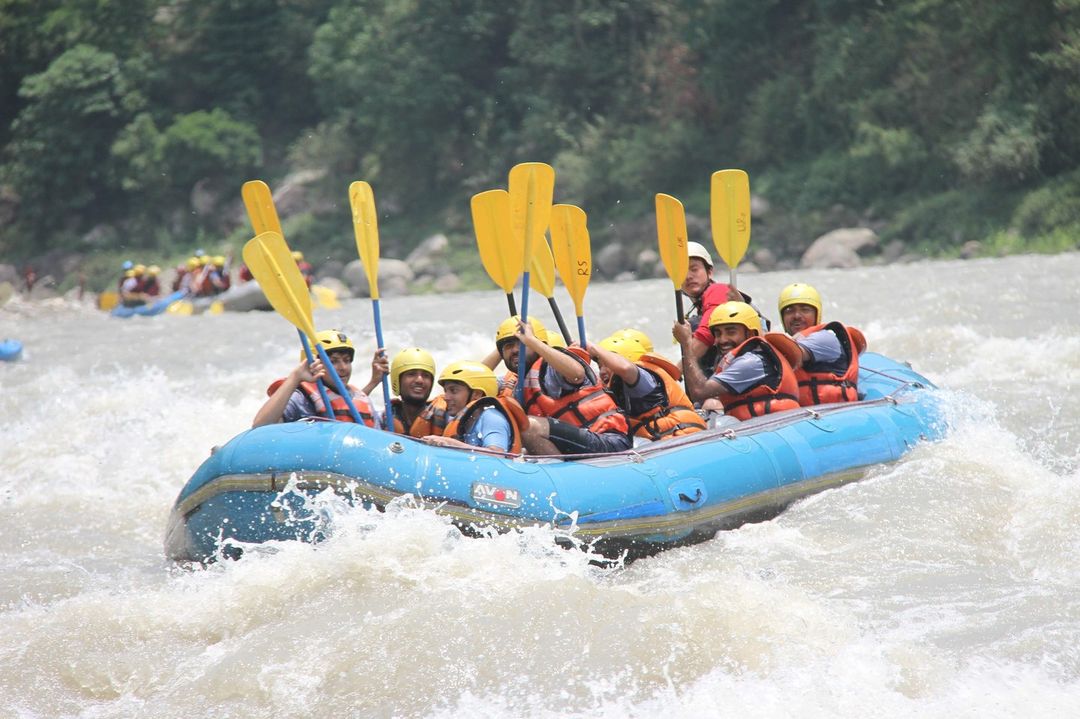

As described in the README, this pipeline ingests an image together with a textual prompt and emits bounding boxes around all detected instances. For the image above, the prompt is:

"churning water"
[2,253,1079,717]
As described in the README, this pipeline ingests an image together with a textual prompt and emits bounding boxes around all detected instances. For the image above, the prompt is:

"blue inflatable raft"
[0,339,22,362]
[110,289,188,318]
[164,352,948,563]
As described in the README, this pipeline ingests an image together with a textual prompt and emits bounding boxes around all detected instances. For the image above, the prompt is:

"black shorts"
[546,418,632,455]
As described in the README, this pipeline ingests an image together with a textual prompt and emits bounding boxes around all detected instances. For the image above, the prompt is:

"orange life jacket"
[522,348,629,436]
[713,336,800,420]
[391,394,450,438]
[497,370,517,399]
[442,396,528,453]
[266,379,376,426]
[795,321,862,406]
[610,353,706,440]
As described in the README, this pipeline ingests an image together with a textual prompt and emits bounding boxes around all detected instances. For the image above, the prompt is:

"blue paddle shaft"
[577,316,587,348]
[516,271,531,404]
[299,331,336,420]
[372,298,393,431]
[314,344,366,424]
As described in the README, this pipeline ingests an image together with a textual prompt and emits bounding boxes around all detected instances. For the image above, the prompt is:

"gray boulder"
[595,242,630,279]
[800,228,880,269]
[751,248,777,271]
[406,233,450,278]
[343,258,415,297]
[315,276,351,299]
[432,273,462,293]
[273,168,329,217]
[635,248,665,279]
[316,259,346,282]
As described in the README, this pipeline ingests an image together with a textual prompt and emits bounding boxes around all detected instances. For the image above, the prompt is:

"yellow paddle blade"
[241,180,284,236]
[470,189,521,294]
[550,204,591,316]
[312,284,340,309]
[509,162,555,270]
[97,290,119,311]
[348,180,381,301]
[242,231,316,337]
[529,234,557,298]
[710,169,751,270]
[209,300,225,315]
[655,193,689,289]
[167,300,193,316]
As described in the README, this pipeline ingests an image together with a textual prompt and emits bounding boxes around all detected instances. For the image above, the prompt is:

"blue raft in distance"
[110,289,187,318]
[164,352,949,563]
[0,339,22,362]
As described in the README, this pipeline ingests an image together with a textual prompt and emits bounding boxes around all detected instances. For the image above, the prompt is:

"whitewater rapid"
[1,253,1078,717]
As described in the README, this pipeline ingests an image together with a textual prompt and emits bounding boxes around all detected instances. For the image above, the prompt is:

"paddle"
[312,284,340,309]
[471,189,521,316]
[98,290,120,311]
[655,193,690,324]
[348,180,394,432]
[243,231,367,424]
[529,233,572,345]
[242,179,335,416]
[508,163,555,402]
[710,169,751,289]
[550,204,592,346]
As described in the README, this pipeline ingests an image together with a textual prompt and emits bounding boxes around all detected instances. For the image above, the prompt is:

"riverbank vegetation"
[3,0,1079,286]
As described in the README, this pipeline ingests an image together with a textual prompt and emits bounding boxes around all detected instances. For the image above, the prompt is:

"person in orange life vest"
[117,260,134,290]
[238,263,254,283]
[189,254,217,296]
[143,265,162,297]
[388,347,449,438]
[204,255,230,295]
[421,361,527,453]
[680,241,771,375]
[778,283,865,406]
[511,318,632,456]
[173,258,196,291]
[292,250,314,289]
[252,329,389,428]
[119,265,149,307]
[589,332,706,441]
[674,301,801,420]
[480,314,550,399]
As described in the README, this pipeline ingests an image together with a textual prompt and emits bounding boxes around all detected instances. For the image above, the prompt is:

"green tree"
[1,44,142,252]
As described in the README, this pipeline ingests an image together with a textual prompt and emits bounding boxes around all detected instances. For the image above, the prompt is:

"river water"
[1,253,1078,718]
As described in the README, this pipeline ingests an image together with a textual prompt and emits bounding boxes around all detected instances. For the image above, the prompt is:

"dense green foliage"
[3,0,1079,273]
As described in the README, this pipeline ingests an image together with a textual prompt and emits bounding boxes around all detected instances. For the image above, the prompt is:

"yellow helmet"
[545,330,566,348]
[599,335,646,363]
[212,255,226,267]
[147,265,161,275]
[291,250,304,261]
[186,257,200,270]
[708,301,761,334]
[613,328,654,353]
[199,254,211,265]
[778,283,823,323]
[390,347,436,395]
[438,360,498,398]
[124,269,136,278]
[133,264,146,275]
[495,315,548,348]
[687,241,714,268]
[300,329,355,362]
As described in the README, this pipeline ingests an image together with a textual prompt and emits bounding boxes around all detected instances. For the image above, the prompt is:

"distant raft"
[0,339,23,362]
[110,290,188,318]
[165,352,948,564]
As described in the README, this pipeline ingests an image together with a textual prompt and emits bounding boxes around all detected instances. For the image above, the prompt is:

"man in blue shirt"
[421,361,521,452]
